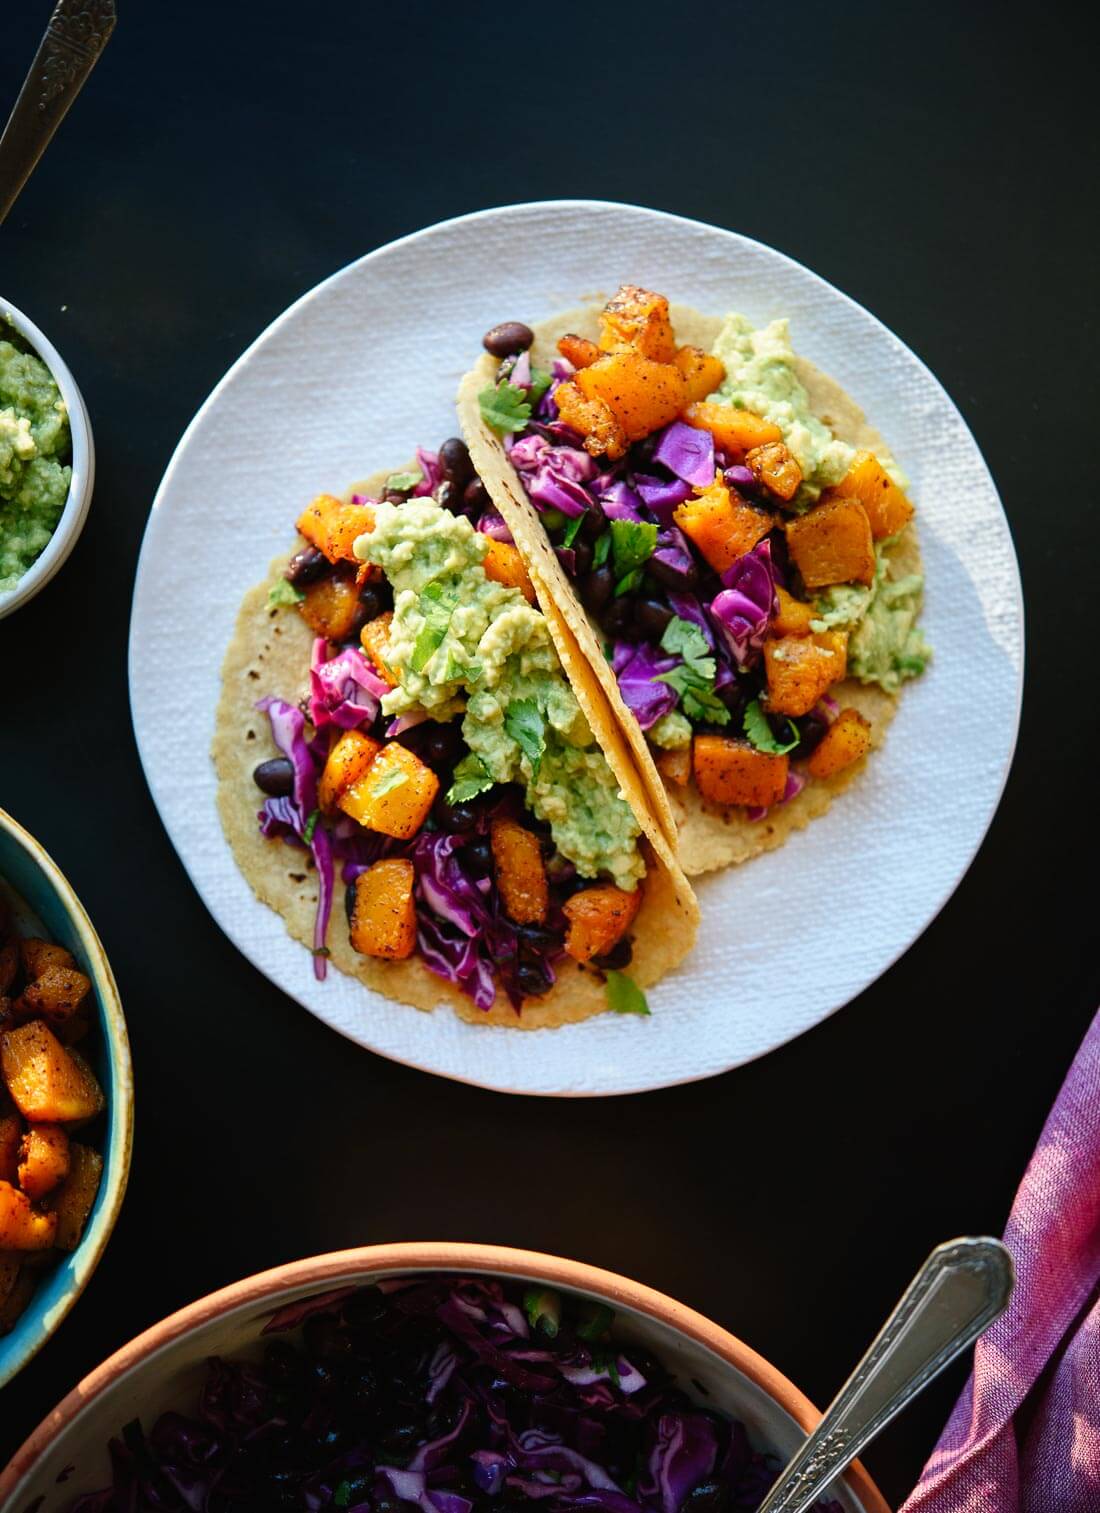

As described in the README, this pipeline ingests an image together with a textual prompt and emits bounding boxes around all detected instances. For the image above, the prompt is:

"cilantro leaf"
[479,381,532,436]
[592,531,611,569]
[447,753,495,805]
[743,698,799,754]
[411,581,458,673]
[614,567,646,597]
[576,1302,614,1341]
[268,578,304,608]
[529,367,553,406]
[610,519,658,579]
[523,1287,561,1338]
[371,766,409,798]
[561,512,586,548]
[660,616,713,676]
[605,970,650,1016]
[384,468,423,493]
[303,808,321,844]
[656,664,731,726]
[505,699,546,776]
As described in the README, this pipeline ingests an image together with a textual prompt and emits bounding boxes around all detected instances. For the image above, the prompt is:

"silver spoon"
[757,1236,1014,1512]
[0,0,117,227]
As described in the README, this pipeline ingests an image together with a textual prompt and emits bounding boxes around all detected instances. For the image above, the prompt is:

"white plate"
[129,201,1023,1097]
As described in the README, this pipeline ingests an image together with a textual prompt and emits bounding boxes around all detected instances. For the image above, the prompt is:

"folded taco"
[459,288,931,876]
[214,435,698,1029]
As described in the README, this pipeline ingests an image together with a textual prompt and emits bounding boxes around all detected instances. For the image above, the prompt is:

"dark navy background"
[0,2,1095,1503]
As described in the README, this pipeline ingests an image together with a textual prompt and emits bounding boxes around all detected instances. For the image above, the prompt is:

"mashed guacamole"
[813,547,931,692]
[0,330,72,594]
[357,499,644,888]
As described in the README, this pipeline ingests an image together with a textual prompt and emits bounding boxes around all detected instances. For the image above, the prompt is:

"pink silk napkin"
[902,1009,1100,1513]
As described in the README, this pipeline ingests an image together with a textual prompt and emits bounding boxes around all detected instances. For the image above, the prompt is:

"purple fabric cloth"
[902,1009,1100,1513]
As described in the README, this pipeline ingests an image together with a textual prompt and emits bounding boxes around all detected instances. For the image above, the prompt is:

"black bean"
[434,479,459,514]
[518,923,563,953]
[434,797,478,833]
[438,437,473,487]
[580,507,606,542]
[253,757,294,796]
[466,837,493,875]
[345,883,357,926]
[419,724,463,770]
[582,564,613,614]
[483,321,534,358]
[601,594,635,637]
[284,545,328,587]
[648,554,700,591]
[792,711,829,759]
[572,540,594,577]
[357,581,390,620]
[593,936,634,971]
[634,597,674,638]
[717,680,748,719]
[517,961,551,997]
[463,476,489,513]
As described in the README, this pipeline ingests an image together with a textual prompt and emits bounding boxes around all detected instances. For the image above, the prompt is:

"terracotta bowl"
[0,1243,890,1512]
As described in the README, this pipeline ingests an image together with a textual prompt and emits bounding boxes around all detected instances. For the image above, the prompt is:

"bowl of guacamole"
[0,300,94,619]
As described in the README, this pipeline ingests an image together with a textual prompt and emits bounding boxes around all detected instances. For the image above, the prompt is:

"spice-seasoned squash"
[46,1141,103,1251]
[0,1180,57,1250]
[656,745,692,785]
[807,708,873,779]
[1,1021,106,1125]
[576,350,687,444]
[482,540,535,603]
[745,441,803,502]
[557,333,601,370]
[296,493,376,564]
[821,451,913,539]
[562,884,642,963]
[319,730,382,813]
[490,819,549,926]
[598,285,677,363]
[0,1109,21,1184]
[693,735,789,808]
[673,346,726,403]
[764,631,848,717]
[298,570,364,640]
[553,381,626,458]
[772,586,816,637]
[682,402,783,456]
[360,610,399,686]
[17,1123,70,1201]
[20,940,75,978]
[16,966,91,1027]
[674,476,775,574]
[785,498,875,589]
[349,860,417,960]
[338,743,439,839]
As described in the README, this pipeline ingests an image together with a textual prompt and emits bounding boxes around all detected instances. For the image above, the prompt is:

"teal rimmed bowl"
[0,807,132,1388]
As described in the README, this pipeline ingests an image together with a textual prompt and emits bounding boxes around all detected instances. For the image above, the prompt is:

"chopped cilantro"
[610,519,658,579]
[523,1287,561,1338]
[371,767,409,798]
[268,578,304,608]
[384,468,423,493]
[562,512,586,548]
[576,1302,614,1341]
[529,367,553,406]
[447,753,495,805]
[614,567,645,597]
[655,617,729,726]
[479,380,532,436]
[303,808,321,844]
[411,581,458,673]
[505,699,546,776]
[743,698,799,755]
[592,530,611,569]
[606,970,650,1016]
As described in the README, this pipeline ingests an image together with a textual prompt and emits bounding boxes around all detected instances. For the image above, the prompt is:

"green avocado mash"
[356,499,644,889]
[813,547,931,692]
[649,710,692,749]
[0,330,72,594]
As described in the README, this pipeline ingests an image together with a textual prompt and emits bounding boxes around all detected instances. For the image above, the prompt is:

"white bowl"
[0,298,95,619]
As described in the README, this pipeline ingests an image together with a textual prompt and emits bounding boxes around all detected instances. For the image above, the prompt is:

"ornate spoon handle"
[757,1236,1014,1513]
[0,0,117,227]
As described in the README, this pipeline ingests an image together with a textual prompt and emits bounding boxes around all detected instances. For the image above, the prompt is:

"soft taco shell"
[459,303,924,877]
[213,468,699,1030]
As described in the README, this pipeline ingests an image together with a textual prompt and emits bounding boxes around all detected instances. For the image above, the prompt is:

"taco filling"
[247,441,656,1016]
[470,288,930,826]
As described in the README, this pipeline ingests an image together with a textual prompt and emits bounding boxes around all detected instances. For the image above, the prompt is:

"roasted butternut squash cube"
[693,735,789,808]
[296,493,376,564]
[46,1141,103,1251]
[745,441,803,502]
[765,631,848,717]
[1,1021,105,1125]
[20,940,75,978]
[656,745,692,786]
[562,884,642,963]
[673,346,726,403]
[490,819,549,926]
[299,570,365,641]
[349,860,417,960]
[557,333,601,370]
[785,498,875,589]
[674,476,775,574]
[360,610,399,686]
[682,402,783,456]
[0,1110,22,1185]
[821,451,913,539]
[338,743,439,839]
[16,966,90,1027]
[576,350,687,444]
[482,540,535,603]
[319,730,382,813]
[773,586,817,637]
[0,1267,35,1333]
[553,380,627,458]
[0,1180,57,1250]
[17,1123,70,1201]
[807,708,873,780]
[598,285,677,362]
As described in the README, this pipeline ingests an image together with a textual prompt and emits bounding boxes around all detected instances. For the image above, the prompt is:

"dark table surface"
[1,0,1096,1503]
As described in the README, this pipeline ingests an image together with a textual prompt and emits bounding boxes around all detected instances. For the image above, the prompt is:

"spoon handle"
[757,1236,1014,1513]
[0,0,117,227]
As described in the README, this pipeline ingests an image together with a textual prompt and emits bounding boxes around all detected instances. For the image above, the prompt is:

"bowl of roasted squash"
[0,806,132,1387]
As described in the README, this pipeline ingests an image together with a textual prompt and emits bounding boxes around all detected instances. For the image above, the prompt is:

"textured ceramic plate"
[129,201,1023,1096]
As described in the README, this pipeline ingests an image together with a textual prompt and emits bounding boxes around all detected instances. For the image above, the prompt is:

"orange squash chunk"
[16,966,91,1027]
[360,611,399,686]
[557,333,601,370]
[1,1021,105,1125]
[772,586,816,637]
[674,475,775,575]
[338,743,439,839]
[318,730,382,812]
[785,498,875,589]
[482,540,535,603]
[598,285,677,363]
[349,860,417,960]
[673,346,726,403]
[46,1142,103,1251]
[656,745,692,786]
[576,350,686,444]
[562,884,642,964]
[20,940,75,978]
[693,735,789,808]
[296,494,376,564]
[765,631,848,717]
[0,1110,21,1185]
[745,441,803,502]
[822,451,913,539]
[553,381,626,458]
[17,1123,70,1202]
[298,571,364,640]
[490,819,549,926]
[807,707,873,780]
[682,402,783,456]
[0,1181,57,1250]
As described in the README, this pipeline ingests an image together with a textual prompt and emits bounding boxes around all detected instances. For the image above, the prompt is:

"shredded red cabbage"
[477,508,515,543]
[612,642,680,731]
[652,422,715,489]
[651,528,697,590]
[510,434,597,518]
[595,478,644,522]
[634,474,693,519]
[413,447,442,497]
[310,640,382,731]
[709,543,776,670]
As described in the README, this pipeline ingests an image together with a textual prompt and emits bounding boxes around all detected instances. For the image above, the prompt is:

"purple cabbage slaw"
[70,1275,844,1513]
